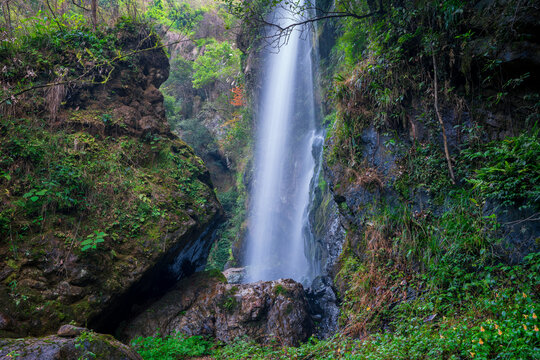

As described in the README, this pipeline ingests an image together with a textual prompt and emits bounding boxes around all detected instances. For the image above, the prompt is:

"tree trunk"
[432,53,456,184]
[91,0,97,30]
[112,0,119,21]
[3,0,12,39]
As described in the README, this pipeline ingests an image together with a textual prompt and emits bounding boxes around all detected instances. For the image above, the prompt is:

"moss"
[72,298,92,320]
[146,224,161,242]
[220,296,238,313]
[5,259,18,270]
[273,284,288,297]
[0,18,222,336]
[68,109,103,124]
[204,269,227,283]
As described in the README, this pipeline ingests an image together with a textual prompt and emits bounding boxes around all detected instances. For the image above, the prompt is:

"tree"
[1,0,13,39]
[223,0,386,46]
[192,39,242,89]
[91,0,97,29]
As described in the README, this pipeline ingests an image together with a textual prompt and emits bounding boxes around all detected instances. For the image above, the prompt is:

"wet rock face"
[223,267,246,284]
[484,201,540,264]
[0,327,141,360]
[325,126,400,231]
[120,272,313,346]
[305,276,340,339]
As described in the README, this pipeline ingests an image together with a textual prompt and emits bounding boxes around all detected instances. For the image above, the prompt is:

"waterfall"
[244,3,322,283]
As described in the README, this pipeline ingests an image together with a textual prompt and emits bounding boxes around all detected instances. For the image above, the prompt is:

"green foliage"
[192,39,242,89]
[145,0,204,33]
[0,117,213,260]
[206,189,245,270]
[463,129,540,210]
[8,280,28,307]
[22,188,48,204]
[221,295,238,312]
[175,118,218,156]
[334,185,526,333]
[131,333,212,360]
[80,231,108,252]
[162,57,194,120]
[74,330,97,358]
[334,18,367,66]
[273,284,287,296]
[394,142,453,201]
[0,13,144,110]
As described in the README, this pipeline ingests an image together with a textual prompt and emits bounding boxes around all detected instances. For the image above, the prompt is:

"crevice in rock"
[89,215,223,335]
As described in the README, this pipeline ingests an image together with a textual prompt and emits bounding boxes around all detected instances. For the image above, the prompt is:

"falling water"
[244,3,322,283]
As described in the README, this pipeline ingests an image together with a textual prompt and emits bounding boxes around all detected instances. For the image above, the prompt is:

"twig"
[45,0,66,34]
[432,52,456,184]
[502,212,540,225]
[71,0,90,11]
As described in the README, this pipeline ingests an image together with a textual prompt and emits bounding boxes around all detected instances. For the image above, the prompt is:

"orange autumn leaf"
[230,85,245,106]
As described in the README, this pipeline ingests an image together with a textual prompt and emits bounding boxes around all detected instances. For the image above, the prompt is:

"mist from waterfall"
[244,3,322,284]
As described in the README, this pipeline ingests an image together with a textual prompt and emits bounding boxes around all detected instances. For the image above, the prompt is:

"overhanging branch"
[0,37,197,106]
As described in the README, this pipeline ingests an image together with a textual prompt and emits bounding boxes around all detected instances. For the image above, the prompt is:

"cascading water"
[244,3,322,283]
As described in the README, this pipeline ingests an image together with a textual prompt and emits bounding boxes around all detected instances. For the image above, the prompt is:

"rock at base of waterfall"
[0,326,141,360]
[222,267,246,284]
[119,271,313,346]
[306,275,340,339]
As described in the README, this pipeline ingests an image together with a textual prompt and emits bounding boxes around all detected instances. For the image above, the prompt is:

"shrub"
[131,333,212,360]
[192,39,242,89]
[463,128,540,210]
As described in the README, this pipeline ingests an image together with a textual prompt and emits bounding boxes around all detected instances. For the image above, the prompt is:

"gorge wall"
[315,0,540,336]
[0,20,222,337]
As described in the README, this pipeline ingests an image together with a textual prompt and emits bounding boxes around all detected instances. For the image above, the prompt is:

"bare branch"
[71,0,90,11]
[242,5,385,49]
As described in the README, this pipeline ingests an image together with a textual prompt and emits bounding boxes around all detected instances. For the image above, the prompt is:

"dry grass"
[346,164,384,189]
[45,81,67,120]
[339,221,413,338]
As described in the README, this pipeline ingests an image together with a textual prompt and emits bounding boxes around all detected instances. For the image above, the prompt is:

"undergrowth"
[0,117,213,258]
[131,252,539,359]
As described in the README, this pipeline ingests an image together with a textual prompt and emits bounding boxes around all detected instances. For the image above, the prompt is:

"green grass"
[131,332,212,360]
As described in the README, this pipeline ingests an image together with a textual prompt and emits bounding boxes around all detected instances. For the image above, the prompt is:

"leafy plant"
[80,231,107,251]
[23,188,48,203]
[131,332,212,360]
[192,39,242,89]
[463,128,540,210]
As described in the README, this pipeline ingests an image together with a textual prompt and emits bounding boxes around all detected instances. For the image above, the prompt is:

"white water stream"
[244,3,321,283]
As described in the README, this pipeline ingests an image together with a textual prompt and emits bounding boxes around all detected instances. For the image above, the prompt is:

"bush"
[131,333,212,360]
[192,39,242,89]
[463,128,540,210]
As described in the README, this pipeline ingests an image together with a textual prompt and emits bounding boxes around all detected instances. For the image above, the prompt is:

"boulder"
[222,267,246,284]
[305,276,340,339]
[120,271,313,346]
[0,327,141,360]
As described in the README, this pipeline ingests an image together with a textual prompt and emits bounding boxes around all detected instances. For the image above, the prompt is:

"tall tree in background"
[1,0,13,38]
[91,0,97,30]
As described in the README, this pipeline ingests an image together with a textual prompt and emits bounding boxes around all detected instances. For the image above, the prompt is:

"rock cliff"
[0,21,223,337]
